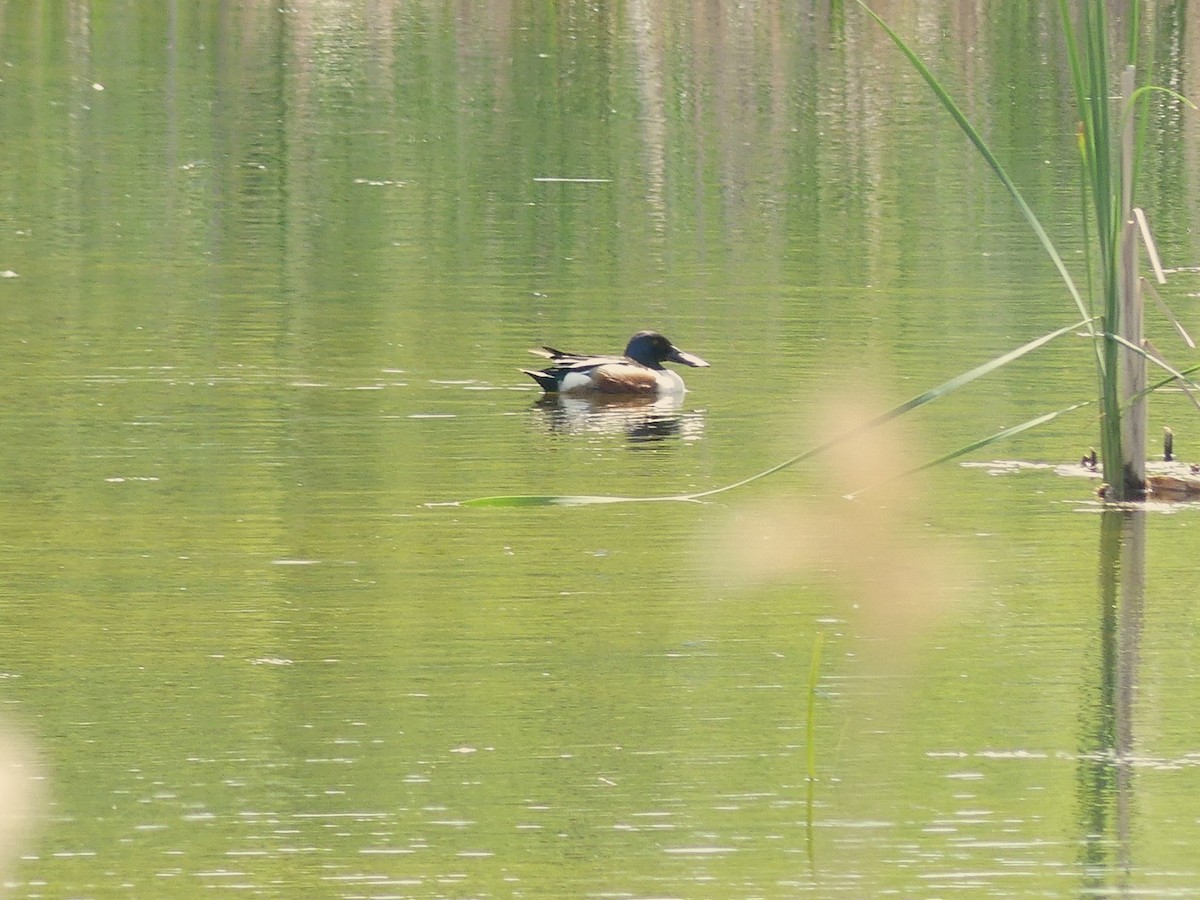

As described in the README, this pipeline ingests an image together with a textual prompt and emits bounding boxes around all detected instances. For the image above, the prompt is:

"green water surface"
[3,2,1200,896]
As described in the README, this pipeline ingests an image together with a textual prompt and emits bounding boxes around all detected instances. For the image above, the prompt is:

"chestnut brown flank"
[587,365,659,393]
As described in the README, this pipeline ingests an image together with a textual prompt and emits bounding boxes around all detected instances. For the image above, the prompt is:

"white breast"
[656,369,687,394]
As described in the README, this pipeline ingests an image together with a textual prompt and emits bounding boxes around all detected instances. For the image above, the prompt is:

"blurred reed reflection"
[1078,508,1144,891]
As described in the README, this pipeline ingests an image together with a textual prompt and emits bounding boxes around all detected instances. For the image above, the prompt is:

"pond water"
[3,1,1200,896]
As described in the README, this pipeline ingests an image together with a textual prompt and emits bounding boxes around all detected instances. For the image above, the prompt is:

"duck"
[522,330,710,395]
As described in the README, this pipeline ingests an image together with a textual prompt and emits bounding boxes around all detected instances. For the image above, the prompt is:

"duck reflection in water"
[531,393,706,445]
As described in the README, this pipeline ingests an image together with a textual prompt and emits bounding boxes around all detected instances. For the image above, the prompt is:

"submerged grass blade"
[457,494,688,508]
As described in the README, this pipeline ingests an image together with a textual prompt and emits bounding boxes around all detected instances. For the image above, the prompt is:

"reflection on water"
[1078,509,1144,893]
[530,394,706,445]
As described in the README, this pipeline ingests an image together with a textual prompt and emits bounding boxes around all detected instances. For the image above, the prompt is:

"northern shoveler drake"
[522,330,710,395]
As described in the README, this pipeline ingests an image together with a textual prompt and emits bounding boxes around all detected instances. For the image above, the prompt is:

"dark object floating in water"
[1083,434,1200,500]
[1098,473,1200,500]
[1097,472,1200,501]
[1147,471,1200,499]
[521,331,709,395]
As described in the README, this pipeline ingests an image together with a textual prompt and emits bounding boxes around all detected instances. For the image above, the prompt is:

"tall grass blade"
[1110,333,1200,411]
[857,2,1095,338]
[806,633,824,782]
[1133,208,1167,284]
[1143,279,1195,349]
[1125,361,1200,411]
[1054,0,1126,494]
[1119,67,1147,492]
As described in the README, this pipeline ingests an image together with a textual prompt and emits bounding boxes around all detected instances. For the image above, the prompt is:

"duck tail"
[520,369,560,393]
[530,345,582,361]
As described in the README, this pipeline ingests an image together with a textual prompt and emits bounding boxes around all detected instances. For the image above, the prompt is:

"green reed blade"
[857,1,1095,337]
[679,317,1095,501]
[1107,333,1200,414]
[806,632,824,782]
[457,494,677,508]
[847,400,1095,499]
[1144,279,1196,350]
